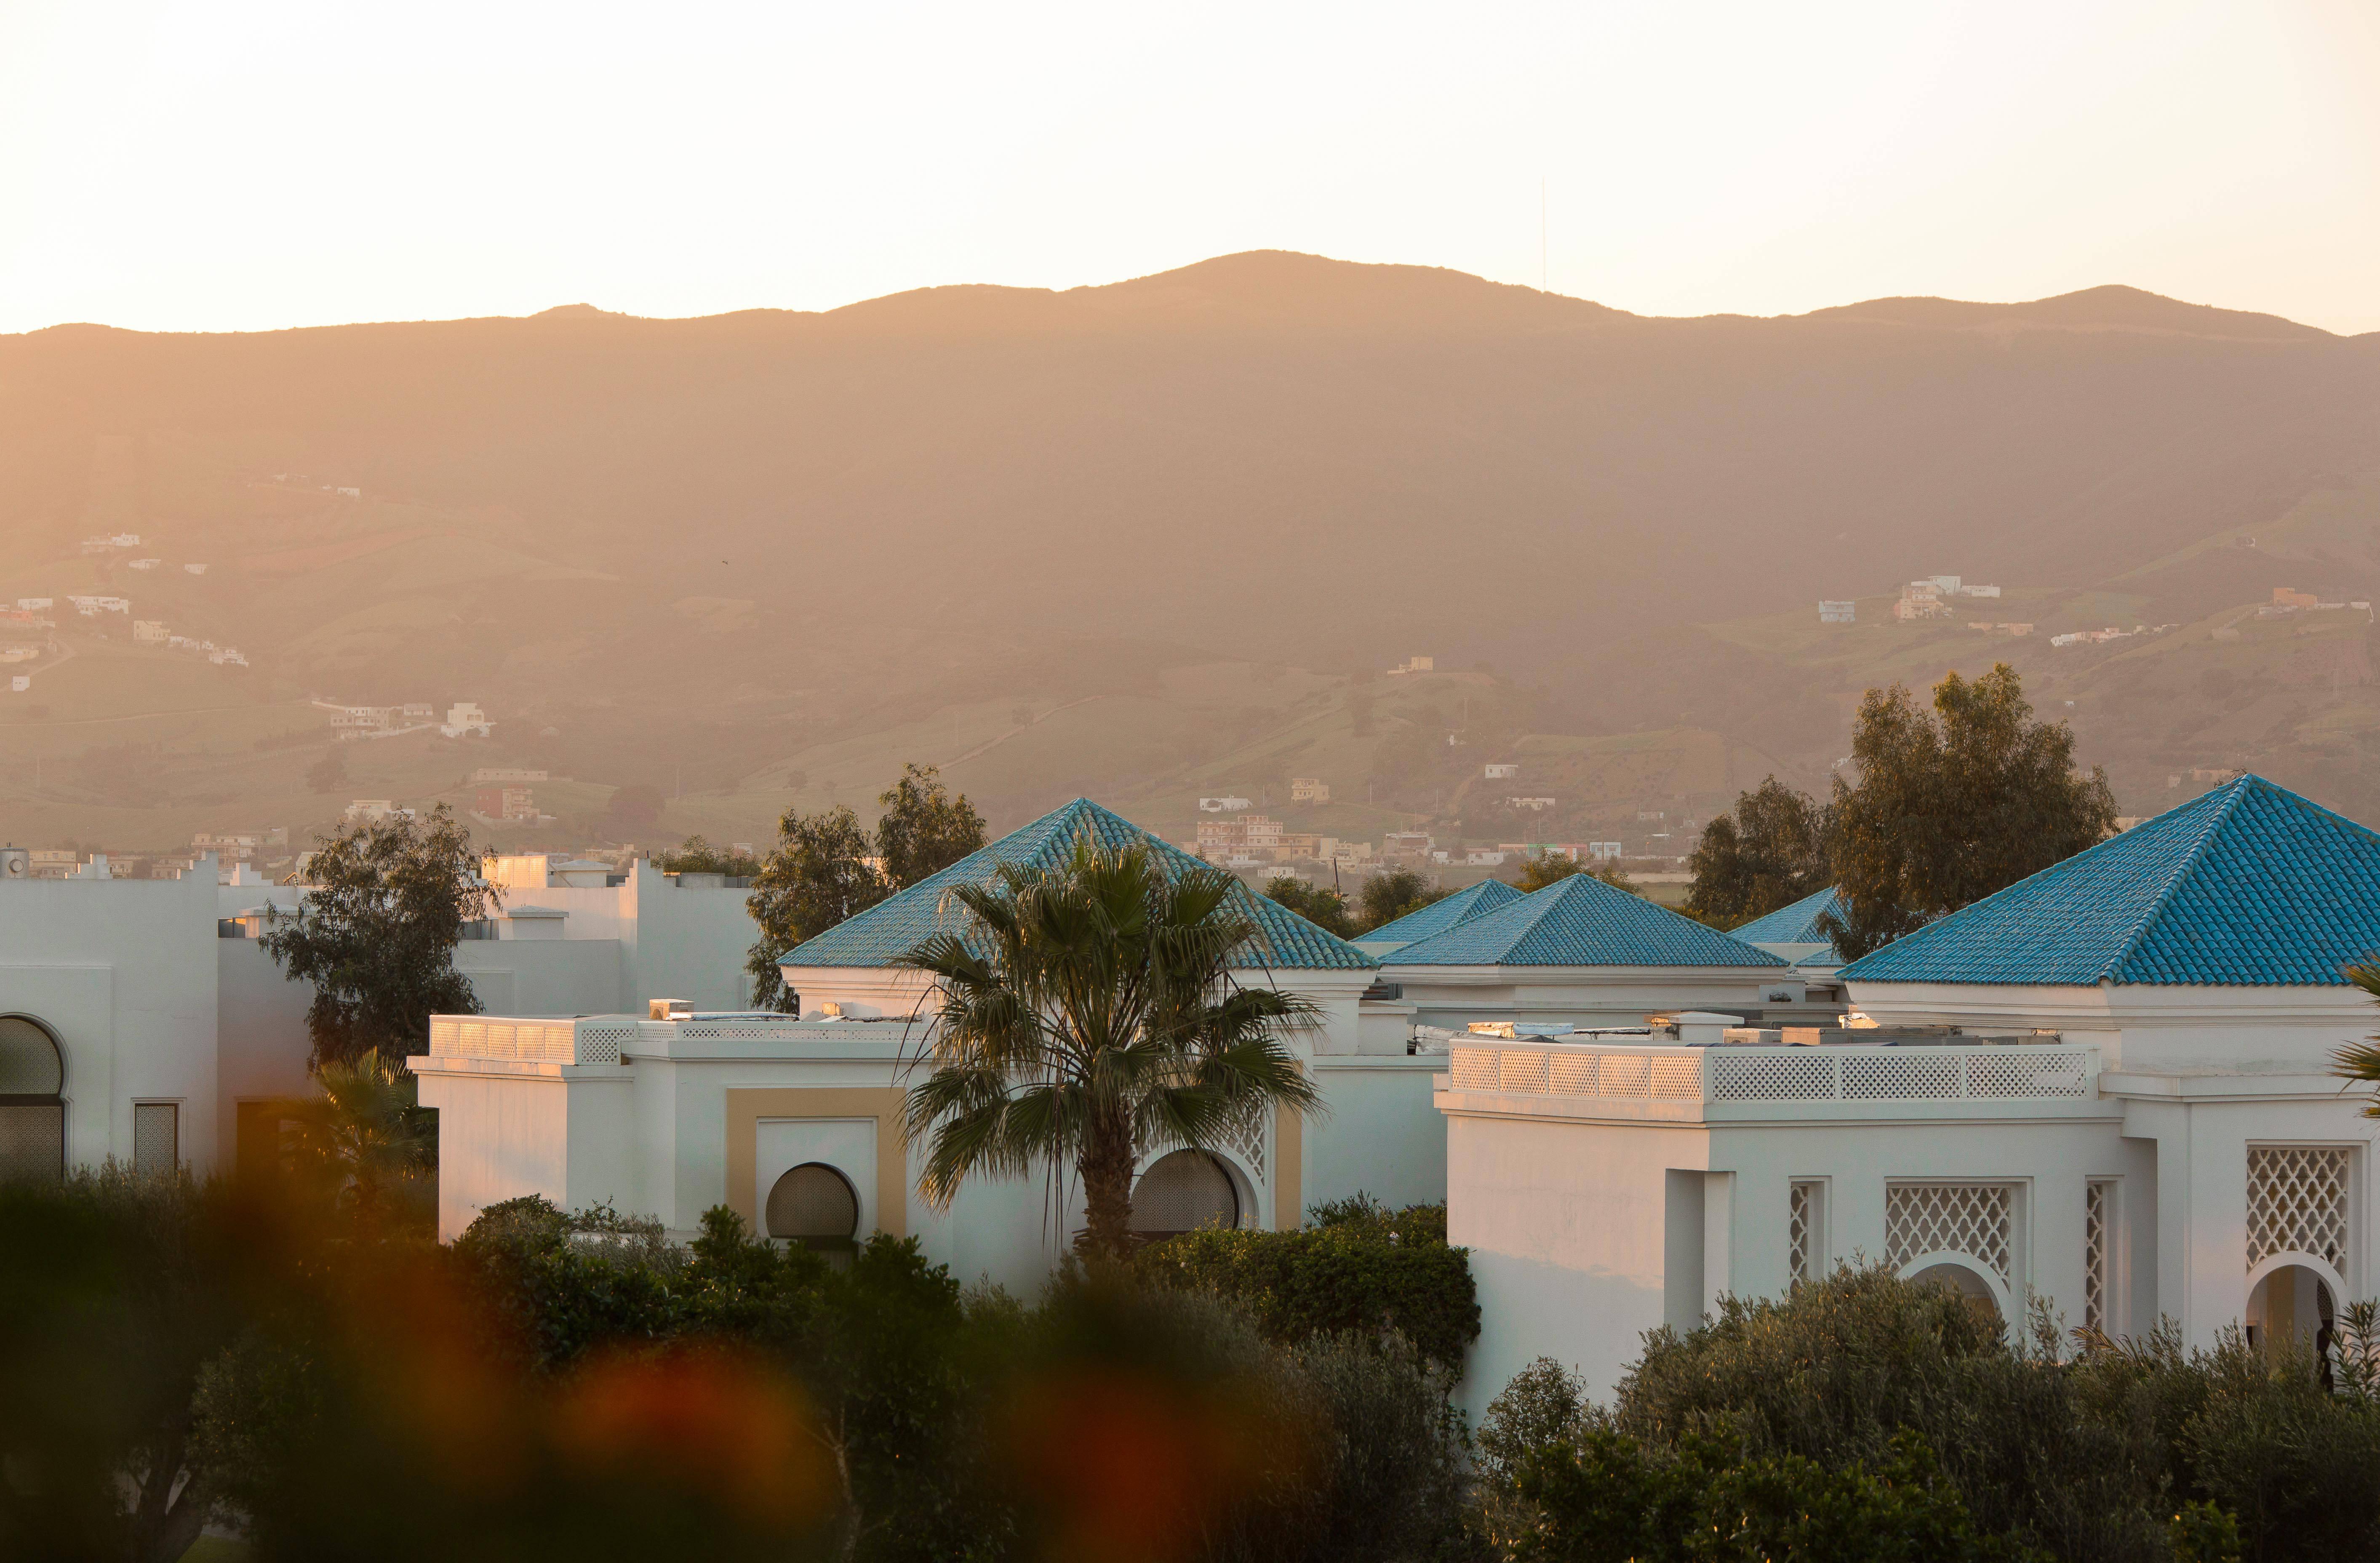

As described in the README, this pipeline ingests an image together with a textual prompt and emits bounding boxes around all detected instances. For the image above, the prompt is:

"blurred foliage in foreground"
[13,1168,2380,1563]
[0,1171,1473,1563]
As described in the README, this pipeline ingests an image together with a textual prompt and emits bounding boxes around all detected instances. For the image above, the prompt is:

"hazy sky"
[3,0,2374,336]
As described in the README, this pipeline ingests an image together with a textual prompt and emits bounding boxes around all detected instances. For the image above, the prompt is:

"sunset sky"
[3,0,2374,335]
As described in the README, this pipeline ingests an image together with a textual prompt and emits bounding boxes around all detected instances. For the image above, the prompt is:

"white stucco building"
[1441,776,2380,1408]
[413,801,1448,1293]
[0,854,762,1182]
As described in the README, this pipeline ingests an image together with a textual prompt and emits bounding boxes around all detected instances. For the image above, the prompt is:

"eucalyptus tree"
[1820,664,2116,960]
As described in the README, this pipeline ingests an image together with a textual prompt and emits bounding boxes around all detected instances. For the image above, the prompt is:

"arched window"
[1129,1150,1241,1240]
[766,1162,860,1254]
[0,1016,65,1182]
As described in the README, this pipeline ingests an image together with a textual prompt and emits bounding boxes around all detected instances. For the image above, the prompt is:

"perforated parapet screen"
[574,1026,634,1067]
[1886,1183,2014,1283]
[1713,1053,1834,1100]
[766,1163,859,1241]
[2247,1146,2349,1270]
[133,1103,178,1176]
[1844,1054,1962,1099]
[1130,1150,1240,1235]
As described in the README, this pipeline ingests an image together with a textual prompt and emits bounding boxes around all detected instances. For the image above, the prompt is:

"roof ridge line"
[2093,774,2254,982]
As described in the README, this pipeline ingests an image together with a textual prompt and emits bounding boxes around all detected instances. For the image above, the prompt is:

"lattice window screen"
[2084,1181,2112,1333]
[0,1104,64,1182]
[133,1102,179,1176]
[2247,1146,2350,1270]
[1885,1183,2014,1283]
[1789,1181,1825,1283]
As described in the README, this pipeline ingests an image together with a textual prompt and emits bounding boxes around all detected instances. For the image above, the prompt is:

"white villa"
[9,775,2380,1415]
[0,856,762,1183]
[412,801,1446,1293]
[1441,776,2380,1407]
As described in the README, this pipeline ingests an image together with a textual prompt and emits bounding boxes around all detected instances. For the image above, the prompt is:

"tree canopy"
[1685,777,1830,928]
[259,803,492,1068]
[873,763,987,890]
[745,765,987,1010]
[1819,664,2117,960]
[1262,875,1358,939]
[1356,868,1451,933]
[653,835,763,876]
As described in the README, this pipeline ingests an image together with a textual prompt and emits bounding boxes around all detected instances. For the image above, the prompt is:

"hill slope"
[3,252,2377,853]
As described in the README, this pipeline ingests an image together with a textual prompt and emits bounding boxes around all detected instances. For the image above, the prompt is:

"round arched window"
[0,1016,65,1182]
[766,1162,860,1253]
[1129,1150,1241,1240]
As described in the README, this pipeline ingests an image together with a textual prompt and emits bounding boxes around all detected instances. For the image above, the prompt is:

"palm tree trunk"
[1078,1115,1137,1261]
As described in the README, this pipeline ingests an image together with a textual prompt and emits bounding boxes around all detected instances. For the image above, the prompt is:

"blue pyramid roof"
[777,798,1376,971]
[1839,775,2380,987]
[1729,887,1845,963]
[1355,878,1525,950]
[1379,870,1788,968]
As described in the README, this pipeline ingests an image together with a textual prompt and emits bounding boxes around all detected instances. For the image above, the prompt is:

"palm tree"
[286,1048,438,1230]
[897,836,1321,1260]
[2332,962,2380,1118]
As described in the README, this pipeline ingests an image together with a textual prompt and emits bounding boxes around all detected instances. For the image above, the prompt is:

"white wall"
[415,1069,569,1237]
[1447,1111,1701,1415]
[0,870,221,1173]
[1307,1055,1446,1213]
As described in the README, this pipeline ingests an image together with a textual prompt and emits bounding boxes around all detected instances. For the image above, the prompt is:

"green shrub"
[1508,1423,2041,1562]
[1475,1265,2380,1563]
[1137,1198,1480,1368]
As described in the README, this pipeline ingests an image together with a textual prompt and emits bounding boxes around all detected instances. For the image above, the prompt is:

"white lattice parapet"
[424,1011,895,1070]
[1441,1038,2103,1118]
[427,1015,641,1067]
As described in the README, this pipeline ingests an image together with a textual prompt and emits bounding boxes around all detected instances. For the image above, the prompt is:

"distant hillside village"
[1822,573,2370,649]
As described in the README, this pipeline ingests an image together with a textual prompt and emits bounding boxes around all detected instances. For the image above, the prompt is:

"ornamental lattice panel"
[2246,1146,2349,1270]
[1789,1181,1822,1283]
[1712,1052,1834,1100]
[1885,1183,2014,1283]
[2084,1181,2111,1333]
[1210,1107,1267,1180]
[575,1026,635,1067]
[1843,1054,1962,1099]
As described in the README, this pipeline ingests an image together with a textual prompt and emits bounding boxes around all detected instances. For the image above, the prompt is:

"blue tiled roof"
[1729,888,1844,955]
[1839,774,2380,987]
[1379,871,1788,968]
[777,798,1376,971]
[1355,878,1525,949]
